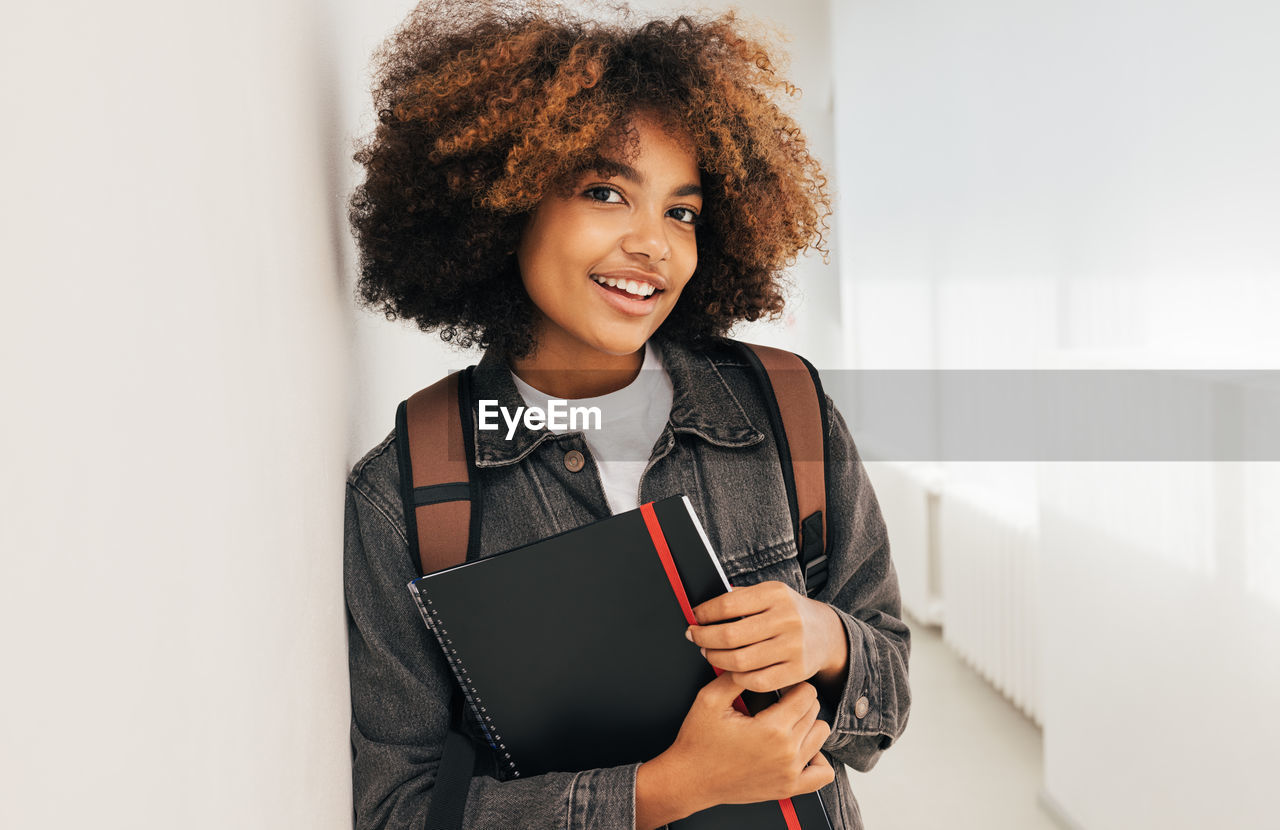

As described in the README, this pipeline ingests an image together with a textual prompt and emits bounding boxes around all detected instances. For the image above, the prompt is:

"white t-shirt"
[510,340,675,515]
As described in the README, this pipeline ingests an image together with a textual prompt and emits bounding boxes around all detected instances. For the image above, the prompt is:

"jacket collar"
[470,335,765,468]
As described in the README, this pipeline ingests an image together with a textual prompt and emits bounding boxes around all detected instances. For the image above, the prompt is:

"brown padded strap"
[405,372,471,576]
[741,342,827,557]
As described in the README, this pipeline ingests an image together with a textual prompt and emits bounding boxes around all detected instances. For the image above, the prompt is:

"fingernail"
[700,647,706,658]
[685,627,694,641]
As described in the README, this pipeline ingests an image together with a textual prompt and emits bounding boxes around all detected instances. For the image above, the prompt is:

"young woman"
[343,2,910,828]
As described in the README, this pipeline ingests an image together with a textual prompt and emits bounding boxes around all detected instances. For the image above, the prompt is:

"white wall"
[0,1,367,826]
[831,1,1280,827]
[1039,461,1280,829]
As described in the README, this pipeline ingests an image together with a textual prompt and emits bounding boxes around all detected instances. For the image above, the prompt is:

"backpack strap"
[394,367,481,830]
[735,341,830,597]
[395,368,482,576]
[427,693,477,830]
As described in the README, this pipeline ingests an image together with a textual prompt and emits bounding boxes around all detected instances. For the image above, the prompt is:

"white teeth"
[592,275,659,298]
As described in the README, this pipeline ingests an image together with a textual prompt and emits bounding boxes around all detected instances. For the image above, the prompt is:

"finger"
[687,613,776,650]
[695,669,749,710]
[795,752,835,792]
[702,638,782,674]
[791,695,822,734]
[798,717,832,760]
[780,680,819,713]
[691,582,787,625]
[758,680,818,725]
[732,663,809,695]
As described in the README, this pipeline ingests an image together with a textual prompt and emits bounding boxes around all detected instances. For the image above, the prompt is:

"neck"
[509,341,645,399]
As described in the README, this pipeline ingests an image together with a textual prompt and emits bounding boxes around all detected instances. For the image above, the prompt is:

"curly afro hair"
[349,0,831,358]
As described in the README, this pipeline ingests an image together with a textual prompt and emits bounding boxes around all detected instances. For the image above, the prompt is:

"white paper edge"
[681,495,732,592]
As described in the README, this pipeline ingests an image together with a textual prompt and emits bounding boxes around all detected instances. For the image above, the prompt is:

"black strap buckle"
[800,510,828,596]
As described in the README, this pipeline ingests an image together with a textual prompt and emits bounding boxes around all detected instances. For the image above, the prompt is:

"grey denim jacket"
[344,335,911,830]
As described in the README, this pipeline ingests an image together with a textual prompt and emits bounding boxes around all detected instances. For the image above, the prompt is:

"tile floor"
[846,615,1066,830]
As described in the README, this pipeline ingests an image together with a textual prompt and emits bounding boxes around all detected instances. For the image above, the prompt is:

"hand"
[686,580,849,694]
[639,673,835,821]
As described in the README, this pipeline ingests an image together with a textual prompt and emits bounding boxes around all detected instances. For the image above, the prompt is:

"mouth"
[589,273,665,301]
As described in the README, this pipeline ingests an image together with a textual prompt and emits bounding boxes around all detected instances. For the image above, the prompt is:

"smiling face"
[513,110,702,385]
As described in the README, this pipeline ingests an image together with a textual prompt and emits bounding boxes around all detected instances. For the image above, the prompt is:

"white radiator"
[863,461,944,625]
[938,482,1041,725]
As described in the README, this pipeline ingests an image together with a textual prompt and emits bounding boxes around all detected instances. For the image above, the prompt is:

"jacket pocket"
[716,537,806,595]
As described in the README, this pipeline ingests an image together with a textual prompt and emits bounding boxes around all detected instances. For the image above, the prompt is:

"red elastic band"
[639,501,803,830]
[640,502,697,626]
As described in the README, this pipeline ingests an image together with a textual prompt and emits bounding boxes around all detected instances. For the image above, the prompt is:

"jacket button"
[563,449,585,472]
[854,696,870,719]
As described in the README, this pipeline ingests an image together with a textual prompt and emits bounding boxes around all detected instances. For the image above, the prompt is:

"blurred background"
[2,1,1277,828]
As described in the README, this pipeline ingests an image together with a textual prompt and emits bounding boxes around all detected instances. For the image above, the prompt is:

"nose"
[620,208,671,263]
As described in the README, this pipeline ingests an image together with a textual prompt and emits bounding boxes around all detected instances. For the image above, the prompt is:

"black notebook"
[407,494,831,830]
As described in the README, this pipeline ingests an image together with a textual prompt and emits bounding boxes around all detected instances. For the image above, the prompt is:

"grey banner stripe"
[821,370,1280,461]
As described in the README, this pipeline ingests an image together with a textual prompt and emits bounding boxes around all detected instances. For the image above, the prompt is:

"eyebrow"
[585,157,703,199]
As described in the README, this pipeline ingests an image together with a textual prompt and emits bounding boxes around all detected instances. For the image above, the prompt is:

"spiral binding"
[408,582,521,778]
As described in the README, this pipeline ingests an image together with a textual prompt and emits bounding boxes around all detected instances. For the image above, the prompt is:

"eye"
[584,185,624,204]
[669,206,701,226]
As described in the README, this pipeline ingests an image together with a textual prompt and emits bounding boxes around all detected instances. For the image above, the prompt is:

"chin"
[595,337,649,357]
[588,328,653,357]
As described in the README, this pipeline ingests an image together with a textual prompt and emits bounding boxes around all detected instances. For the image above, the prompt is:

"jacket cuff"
[567,762,640,830]
[822,606,876,747]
